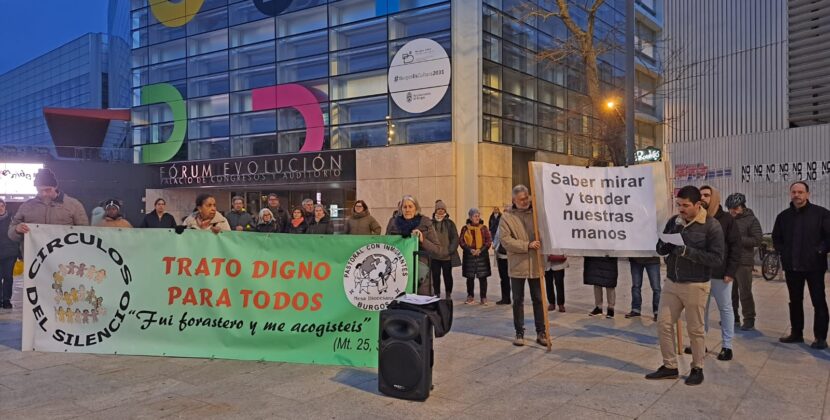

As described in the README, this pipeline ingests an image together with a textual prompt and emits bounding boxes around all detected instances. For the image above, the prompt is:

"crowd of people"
[1,169,829,387]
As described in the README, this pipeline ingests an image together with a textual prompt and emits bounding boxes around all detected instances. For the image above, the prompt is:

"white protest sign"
[531,162,669,257]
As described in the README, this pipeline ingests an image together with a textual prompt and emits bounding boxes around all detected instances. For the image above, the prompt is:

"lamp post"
[385,115,395,146]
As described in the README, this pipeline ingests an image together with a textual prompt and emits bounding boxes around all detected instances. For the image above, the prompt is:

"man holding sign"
[646,186,724,386]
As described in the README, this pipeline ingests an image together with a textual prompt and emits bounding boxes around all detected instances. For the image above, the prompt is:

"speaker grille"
[380,342,422,390]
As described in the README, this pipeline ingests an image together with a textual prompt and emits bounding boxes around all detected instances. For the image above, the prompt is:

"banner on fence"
[531,162,669,257]
[22,226,417,367]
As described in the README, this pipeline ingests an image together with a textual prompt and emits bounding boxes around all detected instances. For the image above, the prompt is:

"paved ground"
[1,258,829,419]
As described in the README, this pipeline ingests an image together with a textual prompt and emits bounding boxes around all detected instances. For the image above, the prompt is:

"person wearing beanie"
[8,168,89,245]
[95,199,133,228]
[431,199,460,298]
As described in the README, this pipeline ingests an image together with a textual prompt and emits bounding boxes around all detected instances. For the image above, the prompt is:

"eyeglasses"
[354,204,364,208]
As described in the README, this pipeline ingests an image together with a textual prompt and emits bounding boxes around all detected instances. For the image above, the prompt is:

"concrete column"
[451,0,483,217]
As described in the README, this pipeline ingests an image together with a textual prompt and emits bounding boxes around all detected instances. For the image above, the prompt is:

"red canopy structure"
[43,108,131,158]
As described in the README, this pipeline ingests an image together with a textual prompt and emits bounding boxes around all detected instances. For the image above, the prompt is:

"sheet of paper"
[395,294,440,305]
[658,232,685,246]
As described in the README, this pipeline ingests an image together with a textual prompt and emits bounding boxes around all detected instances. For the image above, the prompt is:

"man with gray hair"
[227,196,254,231]
[499,185,547,346]
[301,198,315,219]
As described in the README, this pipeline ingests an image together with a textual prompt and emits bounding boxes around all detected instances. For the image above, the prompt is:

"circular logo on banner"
[388,38,451,114]
[343,243,409,311]
[26,231,132,348]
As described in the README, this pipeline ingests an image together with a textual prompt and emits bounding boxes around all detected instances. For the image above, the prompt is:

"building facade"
[130,0,662,224]
[664,0,829,230]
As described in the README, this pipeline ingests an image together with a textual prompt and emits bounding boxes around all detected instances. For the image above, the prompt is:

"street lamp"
[386,115,395,146]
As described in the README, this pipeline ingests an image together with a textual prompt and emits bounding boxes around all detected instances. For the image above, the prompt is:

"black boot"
[717,348,733,361]
[779,333,804,343]
[645,365,679,380]
[685,368,704,385]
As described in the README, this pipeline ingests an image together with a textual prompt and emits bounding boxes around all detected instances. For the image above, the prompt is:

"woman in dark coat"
[386,195,442,296]
[285,207,308,234]
[255,209,279,233]
[459,208,492,305]
[307,204,334,234]
[584,256,619,318]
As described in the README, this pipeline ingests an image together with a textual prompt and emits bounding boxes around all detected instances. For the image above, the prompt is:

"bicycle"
[757,234,781,281]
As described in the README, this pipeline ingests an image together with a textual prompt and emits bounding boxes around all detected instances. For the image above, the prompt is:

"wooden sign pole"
[528,161,552,352]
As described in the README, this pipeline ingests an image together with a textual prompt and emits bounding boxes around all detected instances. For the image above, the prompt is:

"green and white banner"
[22,226,417,367]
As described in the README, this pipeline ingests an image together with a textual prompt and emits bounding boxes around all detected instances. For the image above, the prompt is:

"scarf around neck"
[463,223,484,248]
[394,215,422,237]
[291,217,305,228]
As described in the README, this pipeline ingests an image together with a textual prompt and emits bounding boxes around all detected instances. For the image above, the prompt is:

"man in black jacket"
[682,186,741,361]
[773,181,830,350]
[646,186,725,386]
[726,193,763,331]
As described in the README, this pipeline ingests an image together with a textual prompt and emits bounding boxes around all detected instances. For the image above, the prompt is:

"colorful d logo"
[139,83,187,164]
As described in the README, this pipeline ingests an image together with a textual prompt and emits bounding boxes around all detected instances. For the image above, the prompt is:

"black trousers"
[0,257,16,304]
[430,260,453,297]
[785,270,829,341]
[511,277,544,335]
[544,269,565,306]
[497,257,511,302]
[466,277,488,298]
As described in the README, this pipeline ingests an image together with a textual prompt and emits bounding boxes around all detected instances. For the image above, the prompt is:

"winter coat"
[344,210,382,235]
[227,210,254,231]
[386,214,442,295]
[657,209,725,283]
[183,212,231,232]
[0,212,20,259]
[8,192,89,242]
[710,205,742,279]
[431,216,461,266]
[255,221,279,233]
[139,212,177,229]
[733,208,763,266]
[266,206,290,233]
[498,206,540,279]
[307,216,334,234]
[460,221,492,279]
[488,213,501,239]
[95,217,133,228]
[583,256,618,288]
[286,218,308,234]
[772,201,830,272]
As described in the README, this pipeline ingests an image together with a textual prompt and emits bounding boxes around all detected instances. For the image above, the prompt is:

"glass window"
[132,28,149,48]
[230,90,253,113]
[277,5,327,38]
[537,80,565,108]
[188,138,230,160]
[231,133,278,157]
[284,0,328,14]
[503,17,537,51]
[278,103,328,131]
[330,95,388,125]
[187,7,228,35]
[148,122,177,143]
[503,67,536,99]
[132,48,149,68]
[277,55,328,83]
[230,64,276,91]
[483,6,502,36]
[230,18,275,47]
[131,0,146,10]
[131,106,149,126]
[538,128,567,153]
[483,115,501,142]
[483,34,501,63]
[132,67,149,88]
[330,69,387,100]
[396,0,446,12]
[331,122,387,149]
[189,116,230,139]
[188,29,229,56]
[483,60,501,89]
[330,44,387,76]
[188,50,229,77]
[231,110,277,135]
[483,88,501,116]
[503,120,535,148]
[278,30,328,61]
[230,41,276,69]
[537,61,565,85]
[189,94,230,118]
[502,93,534,123]
[503,43,535,75]
[149,102,174,123]
[329,0,383,27]
[149,39,186,64]
[148,23,186,45]
[394,115,451,144]
[278,130,315,153]
[188,73,230,97]
[389,4,451,40]
[149,59,187,83]
[228,0,268,25]
[330,18,386,51]
[132,8,148,30]
[537,103,563,129]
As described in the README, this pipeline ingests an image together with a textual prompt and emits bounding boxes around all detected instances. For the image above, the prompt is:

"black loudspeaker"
[378,308,433,401]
